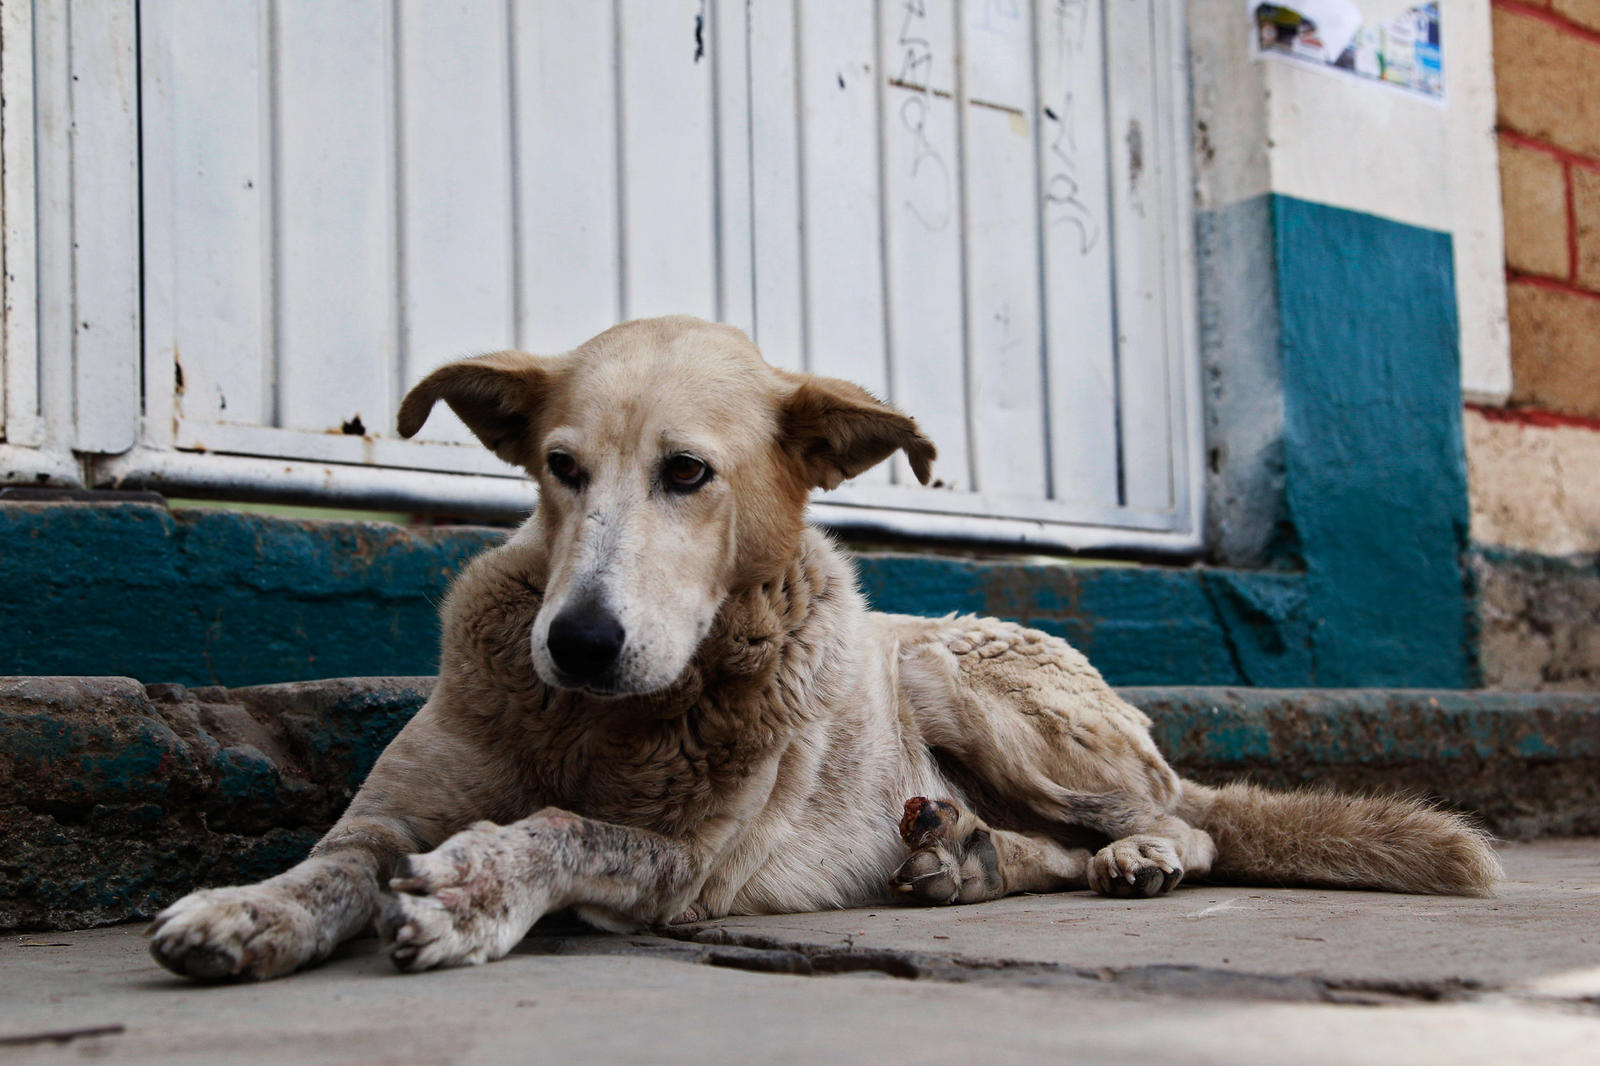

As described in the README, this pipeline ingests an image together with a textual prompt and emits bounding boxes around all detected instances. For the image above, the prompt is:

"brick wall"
[1475,2,1600,690]
[1495,1,1600,416]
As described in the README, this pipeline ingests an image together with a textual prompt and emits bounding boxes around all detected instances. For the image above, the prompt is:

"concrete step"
[2,676,1597,931]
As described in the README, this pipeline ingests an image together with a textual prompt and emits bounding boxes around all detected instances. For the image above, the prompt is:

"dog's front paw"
[380,822,546,973]
[148,885,326,981]
[1088,836,1184,898]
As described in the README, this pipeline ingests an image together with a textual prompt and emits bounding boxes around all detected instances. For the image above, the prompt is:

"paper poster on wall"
[1251,1,1442,100]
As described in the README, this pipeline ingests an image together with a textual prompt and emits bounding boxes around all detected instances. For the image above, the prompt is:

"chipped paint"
[0,503,503,687]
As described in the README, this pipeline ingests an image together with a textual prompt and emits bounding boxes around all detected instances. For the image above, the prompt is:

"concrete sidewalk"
[2,839,1597,1066]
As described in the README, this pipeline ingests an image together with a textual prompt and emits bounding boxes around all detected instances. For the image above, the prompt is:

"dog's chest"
[530,702,790,838]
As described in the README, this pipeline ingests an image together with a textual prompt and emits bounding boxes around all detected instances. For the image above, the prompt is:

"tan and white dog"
[148,316,1500,980]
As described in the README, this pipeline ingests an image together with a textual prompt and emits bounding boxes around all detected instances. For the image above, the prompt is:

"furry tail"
[1179,780,1502,896]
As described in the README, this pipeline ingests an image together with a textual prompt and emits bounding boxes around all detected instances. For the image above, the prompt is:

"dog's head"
[399,315,934,697]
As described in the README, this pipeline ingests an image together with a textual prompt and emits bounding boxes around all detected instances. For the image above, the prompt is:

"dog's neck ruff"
[509,527,866,829]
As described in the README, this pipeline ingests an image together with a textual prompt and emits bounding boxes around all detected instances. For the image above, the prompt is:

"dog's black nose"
[546,602,626,683]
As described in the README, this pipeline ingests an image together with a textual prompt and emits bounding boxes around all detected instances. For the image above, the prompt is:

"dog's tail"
[1178,780,1502,896]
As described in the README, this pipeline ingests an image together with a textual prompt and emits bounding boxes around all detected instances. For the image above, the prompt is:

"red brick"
[1508,281,1600,418]
[1500,138,1571,278]
[1573,165,1600,288]
[1495,8,1600,160]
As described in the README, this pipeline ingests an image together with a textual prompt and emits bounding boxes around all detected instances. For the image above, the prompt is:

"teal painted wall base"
[0,502,502,686]
[1193,193,1474,687]
[855,554,1313,686]
[0,501,1316,688]
[1270,195,1472,687]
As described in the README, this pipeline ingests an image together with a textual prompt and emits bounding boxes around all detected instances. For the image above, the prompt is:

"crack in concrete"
[512,927,1502,1008]
[0,1023,126,1048]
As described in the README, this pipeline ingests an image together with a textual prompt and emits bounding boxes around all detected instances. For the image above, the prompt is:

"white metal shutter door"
[129,0,1199,551]
[744,0,1200,548]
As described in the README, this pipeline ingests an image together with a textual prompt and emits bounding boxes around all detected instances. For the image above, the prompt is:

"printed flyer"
[1252,1,1443,100]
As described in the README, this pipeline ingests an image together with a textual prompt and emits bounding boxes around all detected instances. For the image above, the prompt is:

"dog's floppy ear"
[397,352,555,468]
[781,375,936,490]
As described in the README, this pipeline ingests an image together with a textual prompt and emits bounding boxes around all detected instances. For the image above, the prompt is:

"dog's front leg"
[379,808,698,972]
[147,820,412,980]
[149,699,520,981]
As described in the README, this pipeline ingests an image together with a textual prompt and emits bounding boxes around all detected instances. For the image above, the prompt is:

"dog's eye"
[663,454,711,493]
[547,451,582,488]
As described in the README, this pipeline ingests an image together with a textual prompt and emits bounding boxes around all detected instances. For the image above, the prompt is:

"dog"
[148,315,1500,980]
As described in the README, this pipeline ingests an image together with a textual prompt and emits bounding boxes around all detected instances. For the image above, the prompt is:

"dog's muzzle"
[545,599,626,687]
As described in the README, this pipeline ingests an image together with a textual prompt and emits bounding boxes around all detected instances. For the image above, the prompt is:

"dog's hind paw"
[147,885,324,981]
[891,797,1004,905]
[380,823,546,973]
[892,843,963,904]
[668,902,710,925]
[1087,835,1184,898]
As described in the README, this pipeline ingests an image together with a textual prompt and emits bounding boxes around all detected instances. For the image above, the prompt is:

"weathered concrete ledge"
[2,676,1596,931]
[0,676,427,932]
[1129,687,1600,840]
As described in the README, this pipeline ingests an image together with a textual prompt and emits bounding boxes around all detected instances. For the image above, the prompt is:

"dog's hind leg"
[891,617,1219,900]
[890,797,1091,904]
[890,797,1216,903]
[893,618,1188,823]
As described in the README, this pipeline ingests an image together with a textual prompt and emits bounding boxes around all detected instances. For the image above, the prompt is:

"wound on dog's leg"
[382,818,568,972]
[892,796,1088,905]
[382,808,703,972]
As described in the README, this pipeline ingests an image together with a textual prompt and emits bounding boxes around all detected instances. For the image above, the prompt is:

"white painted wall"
[1192,0,1511,402]
[1444,0,1512,404]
